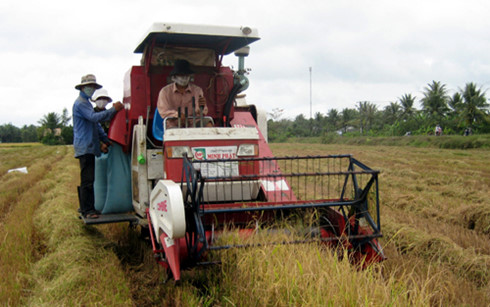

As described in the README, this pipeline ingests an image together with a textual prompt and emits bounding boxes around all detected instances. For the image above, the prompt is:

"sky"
[2,0,490,127]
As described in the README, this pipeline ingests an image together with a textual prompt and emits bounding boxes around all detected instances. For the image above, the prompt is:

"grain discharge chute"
[82,23,386,280]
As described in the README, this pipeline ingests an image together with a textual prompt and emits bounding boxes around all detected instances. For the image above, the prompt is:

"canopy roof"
[134,23,260,55]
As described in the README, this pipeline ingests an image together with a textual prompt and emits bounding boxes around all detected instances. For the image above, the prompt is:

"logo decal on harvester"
[194,148,206,160]
[157,200,167,212]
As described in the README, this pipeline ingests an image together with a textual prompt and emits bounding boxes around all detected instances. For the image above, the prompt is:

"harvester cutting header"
[82,22,385,280]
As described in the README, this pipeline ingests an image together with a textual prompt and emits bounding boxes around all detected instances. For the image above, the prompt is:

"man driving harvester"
[156,59,211,128]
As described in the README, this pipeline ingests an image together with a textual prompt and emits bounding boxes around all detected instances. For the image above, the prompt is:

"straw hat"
[75,74,102,90]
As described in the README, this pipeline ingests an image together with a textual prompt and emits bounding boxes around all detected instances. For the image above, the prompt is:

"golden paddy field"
[0,142,488,306]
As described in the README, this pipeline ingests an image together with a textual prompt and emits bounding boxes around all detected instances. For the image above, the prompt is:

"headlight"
[166,146,193,158]
[237,144,258,156]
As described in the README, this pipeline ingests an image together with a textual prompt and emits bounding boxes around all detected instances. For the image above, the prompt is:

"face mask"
[95,99,109,109]
[172,75,191,87]
[82,86,96,98]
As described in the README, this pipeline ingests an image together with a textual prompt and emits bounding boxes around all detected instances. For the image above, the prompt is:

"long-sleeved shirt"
[72,92,117,157]
[156,82,208,127]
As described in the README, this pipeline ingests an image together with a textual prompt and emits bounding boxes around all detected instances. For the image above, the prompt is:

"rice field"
[0,142,488,306]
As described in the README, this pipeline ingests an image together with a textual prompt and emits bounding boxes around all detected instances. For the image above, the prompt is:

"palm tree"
[448,92,463,112]
[460,82,489,128]
[398,93,417,120]
[312,112,325,136]
[447,92,463,124]
[60,108,71,127]
[38,112,62,130]
[421,81,449,121]
[340,108,357,134]
[327,108,340,132]
[384,102,402,125]
[357,101,377,134]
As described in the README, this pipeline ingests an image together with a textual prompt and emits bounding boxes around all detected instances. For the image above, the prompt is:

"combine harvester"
[82,23,385,280]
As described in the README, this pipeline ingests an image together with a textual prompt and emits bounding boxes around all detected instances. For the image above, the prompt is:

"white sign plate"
[191,146,239,177]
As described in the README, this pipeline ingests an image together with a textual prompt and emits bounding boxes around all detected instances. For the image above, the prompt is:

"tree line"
[0,108,73,145]
[2,80,489,144]
[268,81,490,142]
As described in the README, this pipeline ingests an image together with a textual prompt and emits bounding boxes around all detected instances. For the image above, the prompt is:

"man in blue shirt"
[73,74,123,218]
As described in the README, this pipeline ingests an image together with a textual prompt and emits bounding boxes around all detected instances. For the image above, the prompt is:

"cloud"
[2,0,490,127]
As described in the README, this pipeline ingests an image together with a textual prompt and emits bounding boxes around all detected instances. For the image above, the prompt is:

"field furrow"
[0,144,56,180]
[0,146,64,224]
[23,146,133,306]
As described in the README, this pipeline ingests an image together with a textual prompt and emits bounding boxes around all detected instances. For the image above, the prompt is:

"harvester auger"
[83,22,385,281]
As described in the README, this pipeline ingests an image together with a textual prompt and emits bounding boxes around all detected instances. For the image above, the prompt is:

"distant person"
[156,59,209,128]
[464,127,472,136]
[72,74,123,219]
[92,88,113,133]
[435,124,442,136]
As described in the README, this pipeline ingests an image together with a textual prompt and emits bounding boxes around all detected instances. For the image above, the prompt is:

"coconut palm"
[398,93,417,120]
[357,101,377,134]
[446,92,464,125]
[60,108,71,127]
[340,108,357,134]
[327,108,340,131]
[38,112,62,130]
[448,92,463,112]
[384,102,402,125]
[312,112,326,136]
[460,82,489,128]
[421,81,449,121]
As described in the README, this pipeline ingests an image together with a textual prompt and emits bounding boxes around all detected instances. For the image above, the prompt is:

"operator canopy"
[134,22,260,56]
